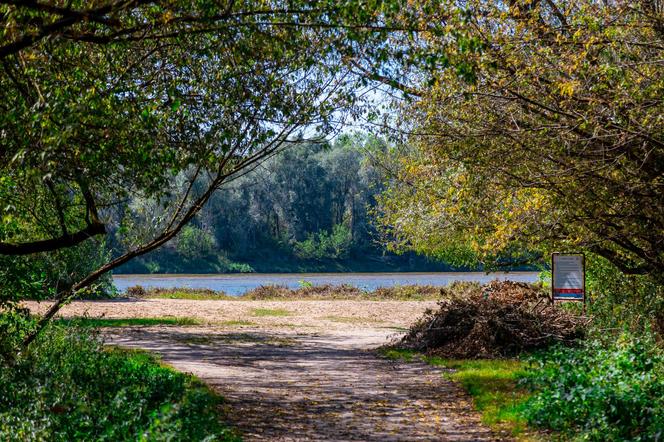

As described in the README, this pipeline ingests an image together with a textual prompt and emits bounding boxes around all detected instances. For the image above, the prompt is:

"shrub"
[584,255,664,336]
[293,224,352,261]
[0,319,238,441]
[125,285,148,298]
[522,333,664,441]
[0,308,33,362]
[372,284,441,300]
[0,239,114,306]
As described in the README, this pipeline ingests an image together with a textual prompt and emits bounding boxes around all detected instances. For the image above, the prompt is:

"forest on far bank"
[112,133,469,274]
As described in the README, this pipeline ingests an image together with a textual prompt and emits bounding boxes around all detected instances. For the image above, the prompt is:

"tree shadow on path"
[109,327,504,441]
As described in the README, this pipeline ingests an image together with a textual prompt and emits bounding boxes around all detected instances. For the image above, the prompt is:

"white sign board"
[552,253,585,301]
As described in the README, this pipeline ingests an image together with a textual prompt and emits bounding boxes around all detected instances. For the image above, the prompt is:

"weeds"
[0,319,238,441]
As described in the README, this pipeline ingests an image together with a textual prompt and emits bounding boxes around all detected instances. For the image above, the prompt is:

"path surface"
[29,299,503,441]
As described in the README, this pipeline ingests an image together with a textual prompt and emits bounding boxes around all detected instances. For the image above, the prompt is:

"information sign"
[552,253,585,302]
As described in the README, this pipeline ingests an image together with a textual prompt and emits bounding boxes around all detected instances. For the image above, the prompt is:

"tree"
[0,0,441,347]
[375,0,664,279]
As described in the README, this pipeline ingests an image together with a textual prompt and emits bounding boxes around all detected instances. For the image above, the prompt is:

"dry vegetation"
[125,284,443,301]
[395,281,588,358]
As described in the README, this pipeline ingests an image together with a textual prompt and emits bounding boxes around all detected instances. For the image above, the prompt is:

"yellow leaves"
[558,80,578,98]
[161,10,175,23]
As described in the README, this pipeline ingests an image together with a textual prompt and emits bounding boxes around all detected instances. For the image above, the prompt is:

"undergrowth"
[522,333,664,441]
[0,319,238,441]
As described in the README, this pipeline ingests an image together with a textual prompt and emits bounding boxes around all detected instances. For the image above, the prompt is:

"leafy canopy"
[376,0,664,278]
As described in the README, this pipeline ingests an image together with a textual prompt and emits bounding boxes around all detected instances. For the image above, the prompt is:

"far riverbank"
[113,271,540,296]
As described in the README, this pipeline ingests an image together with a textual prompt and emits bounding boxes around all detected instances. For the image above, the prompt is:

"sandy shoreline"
[24,298,438,331]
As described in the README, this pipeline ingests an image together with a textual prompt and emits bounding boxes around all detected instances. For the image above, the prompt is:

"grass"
[250,308,292,317]
[147,290,234,300]
[323,315,385,324]
[218,319,257,327]
[379,348,535,440]
[149,291,235,301]
[56,316,201,327]
[0,321,239,441]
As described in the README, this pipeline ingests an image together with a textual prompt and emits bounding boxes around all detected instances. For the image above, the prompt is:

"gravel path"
[28,299,503,441]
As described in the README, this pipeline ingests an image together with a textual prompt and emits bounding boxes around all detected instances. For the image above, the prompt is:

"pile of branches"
[398,281,588,358]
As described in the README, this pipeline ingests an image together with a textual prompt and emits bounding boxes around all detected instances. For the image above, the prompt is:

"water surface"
[113,272,540,296]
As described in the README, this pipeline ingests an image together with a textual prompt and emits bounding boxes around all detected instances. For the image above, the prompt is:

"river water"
[113,271,540,296]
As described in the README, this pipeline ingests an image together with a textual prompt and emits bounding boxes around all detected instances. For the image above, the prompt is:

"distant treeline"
[113,134,455,273]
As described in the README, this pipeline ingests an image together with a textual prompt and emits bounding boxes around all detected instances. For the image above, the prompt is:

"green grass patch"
[323,315,385,324]
[148,291,234,300]
[380,348,416,361]
[250,308,291,317]
[125,286,234,300]
[56,317,201,327]
[379,348,533,439]
[431,358,530,437]
[218,319,256,327]
[0,320,239,441]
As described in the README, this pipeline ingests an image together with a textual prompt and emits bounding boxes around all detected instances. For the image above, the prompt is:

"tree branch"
[0,222,106,255]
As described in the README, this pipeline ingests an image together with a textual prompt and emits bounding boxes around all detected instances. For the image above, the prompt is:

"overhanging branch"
[0,222,106,255]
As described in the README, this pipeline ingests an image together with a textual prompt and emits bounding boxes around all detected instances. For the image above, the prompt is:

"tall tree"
[0,0,440,346]
[376,0,664,278]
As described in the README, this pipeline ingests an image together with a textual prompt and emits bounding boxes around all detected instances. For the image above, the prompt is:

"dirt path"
[28,299,502,441]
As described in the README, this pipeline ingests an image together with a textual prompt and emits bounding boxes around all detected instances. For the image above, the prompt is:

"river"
[113,271,540,296]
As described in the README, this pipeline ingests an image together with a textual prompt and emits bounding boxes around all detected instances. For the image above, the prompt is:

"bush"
[125,285,148,298]
[0,319,238,441]
[584,255,664,336]
[293,224,352,261]
[0,239,115,306]
[522,333,664,441]
[0,308,33,363]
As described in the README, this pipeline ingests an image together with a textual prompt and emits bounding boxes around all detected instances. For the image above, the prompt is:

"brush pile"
[397,280,587,358]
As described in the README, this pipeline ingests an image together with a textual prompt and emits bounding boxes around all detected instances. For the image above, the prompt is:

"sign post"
[551,253,586,308]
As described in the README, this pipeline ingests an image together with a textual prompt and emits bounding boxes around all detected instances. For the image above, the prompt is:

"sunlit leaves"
[377,0,664,276]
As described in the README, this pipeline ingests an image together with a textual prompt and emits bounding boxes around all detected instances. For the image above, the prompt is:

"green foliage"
[585,255,664,335]
[0,308,33,363]
[522,335,664,441]
[118,136,449,273]
[294,224,353,261]
[250,308,291,317]
[0,319,238,441]
[0,239,114,310]
[298,280,314,288]
[376,0,664,280]
[176,226,217,260]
